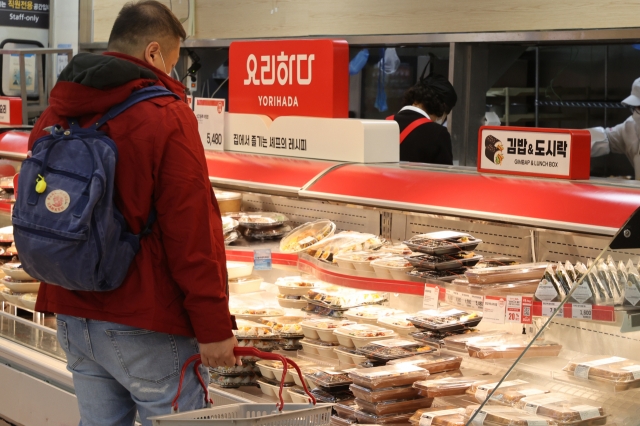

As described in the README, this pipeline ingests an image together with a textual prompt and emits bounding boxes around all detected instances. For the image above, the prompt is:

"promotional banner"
[229,39,349,120]
[477,126,591,180]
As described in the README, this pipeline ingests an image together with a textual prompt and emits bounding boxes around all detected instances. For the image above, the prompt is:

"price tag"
[521,296,533,324]
[483,296,506,324]
[569,405,601,420]
[253,249,272,270]
[622,365,640,379]
[419,409,463,426]
[570,282,593,304]
[193,98,225,151]
[535,278,559,301]
[186,95,193,109]
[0,99,9,124]
[506,296,522,323]
[572,304,592,320]
[423,284,439,310]
[541,301,562,317]
[470,410,487,425]
[522,418,548,426]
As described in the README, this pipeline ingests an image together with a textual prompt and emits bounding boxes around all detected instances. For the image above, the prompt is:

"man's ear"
[144,41,161,66]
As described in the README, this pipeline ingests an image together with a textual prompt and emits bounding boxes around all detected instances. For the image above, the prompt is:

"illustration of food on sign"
[485,135,504,165]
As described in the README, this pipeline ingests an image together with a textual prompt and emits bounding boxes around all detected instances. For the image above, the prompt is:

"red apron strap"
[398,117,432,144]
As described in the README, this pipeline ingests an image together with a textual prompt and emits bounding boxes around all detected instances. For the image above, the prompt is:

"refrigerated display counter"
[1,131,640,424]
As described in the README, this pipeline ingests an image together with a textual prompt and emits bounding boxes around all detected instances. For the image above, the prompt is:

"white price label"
[541,301,562,317]
[506,295,522,323]
[535,279,559,301]
[0,99,9,124]
[573,364,591,379]
[419,409,463,426]
[572,304,592,320]
[622,365,640,380]
[483,296,506,324]
[523,419,548,426]
[470,410,487,426]
[625,280,640,306]
[571,282,593,304]
[570,405,601,420]
[423,284,439,310]
[193,98,225,151]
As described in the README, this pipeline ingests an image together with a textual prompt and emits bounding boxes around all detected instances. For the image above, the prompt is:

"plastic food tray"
[210,372,258,388]
[237,212,288,229]
[344,306,404,325]
[407,268,467,282]
[334,403,359,421]
[228,275,263,294]
[387,353,463,374]
[408,310,482,332]
[1,277,40,293]
[300,319,356,342]
[287,387,313,404]
[370,256,414,280]
[464,405,557,426]
[467,278,541,294]
[333,324,396,349]
[334,251,394,272]
[0,263,33,281]
[335,346,368,365]
[2,290,24,308]
[376,315,418,336]
[306,288,387,309]
[329,415,356,426]
[231,308,284,321]
[349,383,421,403]
[467,341,562,360]
[260,316,305,338]
[299,338,339,359]
[348,364,429,390]
[210,362,259,376]
[280,219,336,253]
[275,276,319,296]
[308,387,355,404]
[256,360,296,383]
[466,379,530,403]
[256,378,295,401]
[406,253,483,271]
[354,410,414,425]
[404,231,482,256]
[224,230,239,245]
[19,293,37,310]
[410,408,466,426]
[442,330,513,352]
[287,366,317,388]
[465,262,550,284]
[242,224,292,240]
[413,375,494,398]
[562,356,640,390]
[514,393,606,424]
[226,261,254,280]
[277,296,308,309]
[357,339,434,361]
[355,396,433,416]
[304,368,352,390]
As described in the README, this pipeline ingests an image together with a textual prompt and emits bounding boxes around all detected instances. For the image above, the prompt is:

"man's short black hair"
[108,0,186,54]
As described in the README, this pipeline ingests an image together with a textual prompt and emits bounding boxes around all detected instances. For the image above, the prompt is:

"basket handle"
[171,354,212,413]
[233,347,317,410]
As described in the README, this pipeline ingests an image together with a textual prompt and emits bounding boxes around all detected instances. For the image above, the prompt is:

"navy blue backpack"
[12,86,179,291]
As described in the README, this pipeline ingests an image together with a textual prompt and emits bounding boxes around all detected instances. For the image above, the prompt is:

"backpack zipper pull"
[35,174,47,193]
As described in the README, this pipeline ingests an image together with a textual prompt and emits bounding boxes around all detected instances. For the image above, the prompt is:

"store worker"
[590,77,640,179]
[389,74,458,165]
[28,1,237,424]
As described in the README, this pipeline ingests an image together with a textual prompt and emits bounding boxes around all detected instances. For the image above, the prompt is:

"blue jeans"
[56,315,210,426]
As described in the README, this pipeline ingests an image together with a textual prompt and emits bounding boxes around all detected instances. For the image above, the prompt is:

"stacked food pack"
[0,226,40,311]
[302,287,388,318]
[407,308,483,350]
[404,231,483,282]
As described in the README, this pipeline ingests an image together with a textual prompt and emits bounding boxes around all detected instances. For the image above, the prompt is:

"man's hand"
[199,336,241,368]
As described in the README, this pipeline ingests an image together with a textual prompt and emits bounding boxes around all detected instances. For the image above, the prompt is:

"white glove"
[588,127,610,157]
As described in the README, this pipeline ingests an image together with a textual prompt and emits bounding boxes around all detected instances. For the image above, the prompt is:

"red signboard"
[477,126,591,180]
[229,39,349,120]
[0,97,22,125]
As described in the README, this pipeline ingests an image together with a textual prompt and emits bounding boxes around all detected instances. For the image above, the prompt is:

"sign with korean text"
[0,97,21,125]
[194,98,225,151]
[0,0,49,29]
[229,39,349,120]
[483,295,506,324]
[423,284,440,310]
[478,126,591,180]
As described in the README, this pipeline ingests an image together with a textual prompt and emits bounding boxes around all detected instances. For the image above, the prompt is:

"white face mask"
[158,51,173,77]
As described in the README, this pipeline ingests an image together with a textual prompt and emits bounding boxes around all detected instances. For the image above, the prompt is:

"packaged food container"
[344,306,404,325]
[514,393,606,424]
[465,262,550,284]
[357,339,435,362]
[260,316,305,337]
[305,232,384,263]
[236,339,280,352]
[287,387,313,404]
[468,337,562,360]
[210,372,258,388]
[349,383,419,403]
[256,360,297,383]
[413,375,493,398]
[492,388,550,406]
[238,212,288,229]
[228,275,263,294]
[1,276,40,293]
[287,365,317,388]
[474,257,521,269]
[371,256,414,280]
[0,226,13,242]
[280,220,337,253]
[407,268,467,282]
[222,216,239,234]
[5,243,17,256]
[299,338,339,359]
[300,318,356,341]
[19,292,37,310]
[276,294,308,309]
[355,396,433,416]
[334,403,359,421]
[214,190,242,214]
[334,251,394,272]
[276,276,319,296]
[226,261,254,279]
[329,415,356,426]
[1,288,23,307]
[406,252,483,271]
[309,387,355,404]
[306,288,387,309]
[467,278,541,294]
[333,324,397,348]
[562,355,640,390]
[379,243,412,256]
[242,224,292,240]
[408,309,482,332]
[0,263,33,281]
[349,364,429,390]
[355,410,414,425]
[230,308,284,321]
[409,408,466,426]
[335,345,368,365]
[377,315,418,336]
[464,405,557,426]
[256,377,295,400]
[443,330,512,352]
[466,379,530,403]
[404,231,481,256]
[304,368,352,390]
[224,230,239,245]
[210,362,259,376]
[233,319,276,338]
[387,353,462,374]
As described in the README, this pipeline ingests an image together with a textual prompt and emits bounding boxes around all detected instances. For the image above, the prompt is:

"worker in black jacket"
[389,74,457,165]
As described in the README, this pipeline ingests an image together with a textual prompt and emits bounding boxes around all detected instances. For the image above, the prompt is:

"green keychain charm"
[35,174,47,193]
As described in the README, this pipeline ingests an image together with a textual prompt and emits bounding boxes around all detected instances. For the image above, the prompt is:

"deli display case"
[2,129,640,425]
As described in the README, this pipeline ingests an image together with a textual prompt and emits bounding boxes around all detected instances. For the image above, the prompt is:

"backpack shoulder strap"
[92,86,180,130]
[398,117,432,144]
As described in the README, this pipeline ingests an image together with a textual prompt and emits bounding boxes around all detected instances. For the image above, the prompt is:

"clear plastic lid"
[259,316,305,336]
[464,405,557,426]
[334,324,395,338]
[280,220,336,253]
[355,396,434,416]
[230,307,284,317]
[222,216,239,233]
[301,318,356,329]
[355,410,415,425]
[329,415,356,426]
[465,262,550,284]
[348,364,429,390]
[467,336,562,360]
[466,379,530,403]
[214,190,242,201]
[513,393,606,423]
[412,375,494,398]
[334,251,394,263]
[404,232,482,256]
[237,212,288,228]
[357,339,434,361]
[229,274,263,285]
[379,243,413,256]
[304,368,353,388]
[300,337,340,348]
[305,231,384,262]
[406,252,483,271]
[410,408,466,426]
[296,387,354,404]
[242,224,292,240]
[349,383,421,403]
[387,353,462,374]
[334,402,359,421]
[562,355,640,384]
[233,319,275,338]
[345,306,404,319]
[408,310,482,332]
[443,330,513,351]
[306,288,387,308]
[370,256,413,269]
[492,388,550,406]
[377,315,416,330]
[275,276,320,288]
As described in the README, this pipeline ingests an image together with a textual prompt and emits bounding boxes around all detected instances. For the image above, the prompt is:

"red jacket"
[32,52,233,344]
